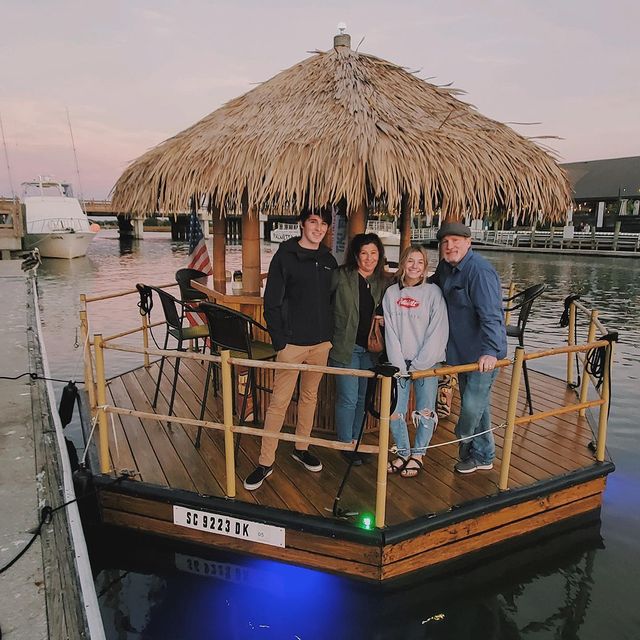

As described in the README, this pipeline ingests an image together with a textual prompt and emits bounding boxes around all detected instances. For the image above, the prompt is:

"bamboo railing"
[80,285,615,528]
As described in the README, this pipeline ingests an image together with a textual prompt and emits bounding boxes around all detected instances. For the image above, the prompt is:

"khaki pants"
[258,341,332,467]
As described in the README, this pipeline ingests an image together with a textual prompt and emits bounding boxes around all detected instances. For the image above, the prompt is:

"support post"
[221,350,236,497]
[212,206,227,292]
[504,282,515,326]
[499,347,525,490]
[241,192,261,295]
[596,341,613,462]
[94,334,111,474]
[613,220,621,251]
[79,307,96,412]
[375,374,392,528]
[347,200,367,242]
[399,194,412,255]
[579,310,598,416]
[566,302,576,386]
[132,216,144,239]
[141,313,150,368]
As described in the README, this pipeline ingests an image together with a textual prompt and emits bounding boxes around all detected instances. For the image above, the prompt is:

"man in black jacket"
[244,208,337,490]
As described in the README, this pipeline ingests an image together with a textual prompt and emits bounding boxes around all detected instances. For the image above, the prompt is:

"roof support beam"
[212,205,226,293]
[241,192,261,295]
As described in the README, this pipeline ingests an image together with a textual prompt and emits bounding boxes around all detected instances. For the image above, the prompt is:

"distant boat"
[23,176,99,258]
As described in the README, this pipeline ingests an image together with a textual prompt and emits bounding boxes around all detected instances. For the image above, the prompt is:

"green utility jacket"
[329,267,388,365]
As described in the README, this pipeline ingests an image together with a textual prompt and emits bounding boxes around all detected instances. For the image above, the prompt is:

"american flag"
[188,210,213,276]
[186,210,212,327]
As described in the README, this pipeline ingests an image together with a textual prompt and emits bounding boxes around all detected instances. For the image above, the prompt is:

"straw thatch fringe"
[112,44,572,221]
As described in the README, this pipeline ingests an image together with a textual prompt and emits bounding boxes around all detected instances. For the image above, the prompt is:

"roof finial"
[334,22,351,48]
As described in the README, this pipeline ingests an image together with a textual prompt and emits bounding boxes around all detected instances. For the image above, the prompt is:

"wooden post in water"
[241,192,261,295]
[399,194,412,255]
[94,334,111,474]
[348,200,367,242]
[499,347,524,490]
[221,350,236,497]
[596,340,613,462]
[78,307,96,412]
[212,205,227,292]
[566,302,576,386]
[579,309,598,416]
[375,374,392,528]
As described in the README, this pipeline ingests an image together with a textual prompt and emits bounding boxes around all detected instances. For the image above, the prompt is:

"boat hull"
[26,230,97,259]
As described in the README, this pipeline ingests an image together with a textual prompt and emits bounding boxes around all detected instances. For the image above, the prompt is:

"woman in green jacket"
[329,232,388,463]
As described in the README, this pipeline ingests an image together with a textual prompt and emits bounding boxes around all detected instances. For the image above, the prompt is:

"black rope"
[136,283,164,350]
[0,473,129,576]
[0,372,84,385]
[559,294,581,328]
[332,363,399,518]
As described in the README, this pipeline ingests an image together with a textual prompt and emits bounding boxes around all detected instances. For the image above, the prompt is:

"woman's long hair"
[343,232,386,279]
[396,245,429,287]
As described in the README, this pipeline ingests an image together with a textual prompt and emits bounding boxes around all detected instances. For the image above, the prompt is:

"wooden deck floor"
[90,357,614,580]
[102,358,602,526]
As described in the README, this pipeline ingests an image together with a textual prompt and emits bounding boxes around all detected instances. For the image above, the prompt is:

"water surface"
[37,231,640,639]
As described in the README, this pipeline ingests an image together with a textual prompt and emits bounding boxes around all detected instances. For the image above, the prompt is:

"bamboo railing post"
[375,374,392,528]
[579,309,598,416]
[94,334,111,474]
[141,313,150,368]
[504,281,515,326]
[79,309,96,412]
[596,341,613,462]
[221,350,236,497]
[499,347,524,490]
[566,301,577,386]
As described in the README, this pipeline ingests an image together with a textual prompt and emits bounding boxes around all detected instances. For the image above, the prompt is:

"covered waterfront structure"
[112,30,571,296]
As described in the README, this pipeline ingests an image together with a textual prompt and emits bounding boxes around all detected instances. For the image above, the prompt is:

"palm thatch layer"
[112,41,572,220]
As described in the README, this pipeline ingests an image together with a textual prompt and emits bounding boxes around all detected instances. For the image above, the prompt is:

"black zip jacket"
[263,237,338,351]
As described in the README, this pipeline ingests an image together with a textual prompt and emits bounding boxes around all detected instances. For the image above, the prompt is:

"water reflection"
[91,519,602,640]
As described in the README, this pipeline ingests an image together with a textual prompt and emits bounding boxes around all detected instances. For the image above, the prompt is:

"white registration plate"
[173,505,286,548]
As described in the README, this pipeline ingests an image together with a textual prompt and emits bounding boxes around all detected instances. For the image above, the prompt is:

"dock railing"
[80,287,615,529]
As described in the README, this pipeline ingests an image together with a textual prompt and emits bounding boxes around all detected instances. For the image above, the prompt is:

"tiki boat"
[78,284,615,582]
[86,29,614,581]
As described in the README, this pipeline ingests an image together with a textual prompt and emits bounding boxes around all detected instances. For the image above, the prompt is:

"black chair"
[195,301,276,449]
[503,283,547,414]
[175,268,209,302]
[136,284,210,419]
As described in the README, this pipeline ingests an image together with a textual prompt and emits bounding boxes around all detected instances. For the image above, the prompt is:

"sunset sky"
[1,0,637,199]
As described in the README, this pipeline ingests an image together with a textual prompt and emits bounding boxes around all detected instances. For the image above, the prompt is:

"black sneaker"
[341,450,363,466]
[243,465,273,490]
[291,449,323,472]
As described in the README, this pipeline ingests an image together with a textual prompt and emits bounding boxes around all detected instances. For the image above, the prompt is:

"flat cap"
[436,221,471,240]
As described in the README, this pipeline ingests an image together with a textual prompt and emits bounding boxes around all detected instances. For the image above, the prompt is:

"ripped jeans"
[390,376,439,458]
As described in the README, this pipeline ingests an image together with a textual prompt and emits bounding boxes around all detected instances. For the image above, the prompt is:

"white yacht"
[23,176,98,258]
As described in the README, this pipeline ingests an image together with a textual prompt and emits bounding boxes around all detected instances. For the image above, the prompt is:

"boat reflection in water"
[90,512,602,639]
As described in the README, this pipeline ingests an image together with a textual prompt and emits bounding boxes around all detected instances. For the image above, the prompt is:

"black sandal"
[387,457,407,474]
[401,457,423,478]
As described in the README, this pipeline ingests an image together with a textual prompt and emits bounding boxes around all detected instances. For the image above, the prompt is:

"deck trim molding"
[92,461,613,547]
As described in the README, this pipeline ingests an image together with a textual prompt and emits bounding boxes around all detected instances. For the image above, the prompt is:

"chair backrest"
[175,268,209,302]
[197,302,254,356]
[152,286,184,330]
[507,283,547,334]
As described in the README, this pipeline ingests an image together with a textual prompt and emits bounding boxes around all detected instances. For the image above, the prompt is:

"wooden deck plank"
[132,365,224,497]
[114,373,195,491]
[106,377,167,486]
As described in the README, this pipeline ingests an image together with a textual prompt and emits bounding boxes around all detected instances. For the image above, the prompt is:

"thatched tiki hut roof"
[112,31,571,294]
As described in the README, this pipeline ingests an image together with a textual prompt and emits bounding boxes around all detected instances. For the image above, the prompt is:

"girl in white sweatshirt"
[382,245,449,477]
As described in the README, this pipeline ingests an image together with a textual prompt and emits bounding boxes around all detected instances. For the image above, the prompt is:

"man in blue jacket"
[244,208,337,490]
[432,222,507,474]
